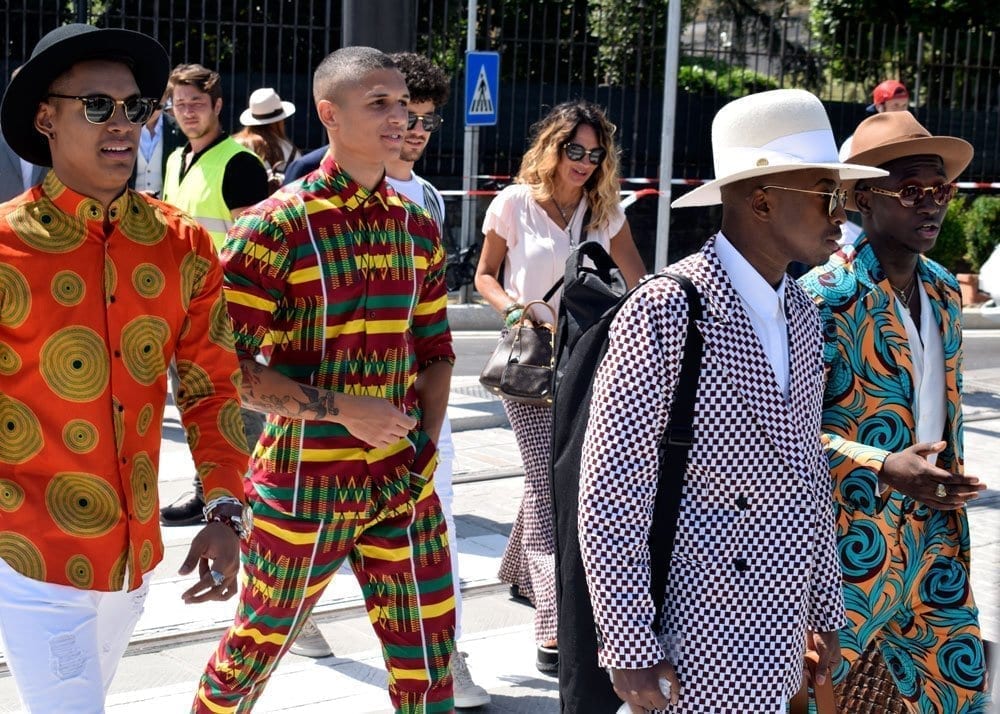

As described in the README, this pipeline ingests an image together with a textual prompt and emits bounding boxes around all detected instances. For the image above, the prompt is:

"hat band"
[252,107,284,120]
[760,128,838,163]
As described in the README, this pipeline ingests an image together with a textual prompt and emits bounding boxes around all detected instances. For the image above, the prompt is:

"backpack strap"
[649,272,704,632]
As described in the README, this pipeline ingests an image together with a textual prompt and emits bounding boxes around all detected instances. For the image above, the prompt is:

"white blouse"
[482,184,625,318]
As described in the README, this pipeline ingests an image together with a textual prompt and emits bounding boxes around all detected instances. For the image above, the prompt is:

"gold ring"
[935,483,947,499]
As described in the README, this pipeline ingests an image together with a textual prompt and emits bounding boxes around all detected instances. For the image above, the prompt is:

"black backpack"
[549,242,704,713]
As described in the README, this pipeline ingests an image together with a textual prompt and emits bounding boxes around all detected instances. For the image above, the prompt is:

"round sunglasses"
[562,142,607,165]
[407,112,443,132]
[863,183,957,208]
[47,93,159,125]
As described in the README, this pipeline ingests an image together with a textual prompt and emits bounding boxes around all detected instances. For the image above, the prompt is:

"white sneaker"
[451,651,491,708]
[288,617,333,658]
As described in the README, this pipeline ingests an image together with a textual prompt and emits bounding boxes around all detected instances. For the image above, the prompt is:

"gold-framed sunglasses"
[863,183,957,208]
[760,185,848,217]
[47,93,158,125]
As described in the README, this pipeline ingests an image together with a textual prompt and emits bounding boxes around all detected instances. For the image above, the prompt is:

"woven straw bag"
[833,641,908,714]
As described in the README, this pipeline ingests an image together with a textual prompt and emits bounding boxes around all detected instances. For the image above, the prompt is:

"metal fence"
[2,1,998,263]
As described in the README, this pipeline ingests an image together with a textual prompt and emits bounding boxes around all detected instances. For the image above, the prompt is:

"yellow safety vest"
[162,137,259,251]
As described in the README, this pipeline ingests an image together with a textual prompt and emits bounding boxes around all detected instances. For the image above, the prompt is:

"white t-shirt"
[386,172,445,230]
[482,183,625,317]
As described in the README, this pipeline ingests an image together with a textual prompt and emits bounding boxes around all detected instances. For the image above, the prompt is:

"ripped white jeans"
[0,557,150,713]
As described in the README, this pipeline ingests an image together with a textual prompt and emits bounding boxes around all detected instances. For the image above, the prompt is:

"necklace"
[552,198,579,231]
[891,273,917,305]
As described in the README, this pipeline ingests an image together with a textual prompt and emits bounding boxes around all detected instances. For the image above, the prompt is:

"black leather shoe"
[509,583,533,606]
[536,644,558,674]
[160,493,206,526]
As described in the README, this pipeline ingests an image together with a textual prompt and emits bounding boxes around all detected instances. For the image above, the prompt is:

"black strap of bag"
[540,206,593,303]
[650,272,704,632]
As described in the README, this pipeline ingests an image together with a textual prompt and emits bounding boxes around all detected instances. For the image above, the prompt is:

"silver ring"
[210,569,225,587]
[935,483,947,499]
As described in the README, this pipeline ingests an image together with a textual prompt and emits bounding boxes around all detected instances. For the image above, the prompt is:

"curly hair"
[516,100,621,232]
[388,52,451,107]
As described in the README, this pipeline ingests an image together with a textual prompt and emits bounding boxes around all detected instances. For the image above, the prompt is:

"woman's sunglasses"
[562,142,606,165]
[863,183,957,208]
[407,112,443,132]
[47,94,159,125]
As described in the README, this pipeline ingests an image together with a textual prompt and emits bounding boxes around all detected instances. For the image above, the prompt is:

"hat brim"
[841,135,974,210]
[671,161,889,208]
[1,28,169,166]
[239,101,295,126]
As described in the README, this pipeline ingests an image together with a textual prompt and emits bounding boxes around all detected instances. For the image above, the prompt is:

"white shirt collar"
[715,232,787,318]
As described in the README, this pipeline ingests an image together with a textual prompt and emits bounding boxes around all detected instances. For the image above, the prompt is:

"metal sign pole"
[459,0,479,304]
[654,0,682,271]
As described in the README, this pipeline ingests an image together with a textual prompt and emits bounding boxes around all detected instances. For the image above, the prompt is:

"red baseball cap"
[867,80,909,112]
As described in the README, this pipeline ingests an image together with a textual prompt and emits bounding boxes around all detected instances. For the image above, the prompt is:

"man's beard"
[399,145,426,163]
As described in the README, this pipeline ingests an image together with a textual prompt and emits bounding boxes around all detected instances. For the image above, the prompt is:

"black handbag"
[479,300,558,407]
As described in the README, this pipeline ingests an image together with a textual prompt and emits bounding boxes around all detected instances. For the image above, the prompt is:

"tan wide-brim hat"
[239,87,295,126]
[672,89,888,208]
[842,110,973,209]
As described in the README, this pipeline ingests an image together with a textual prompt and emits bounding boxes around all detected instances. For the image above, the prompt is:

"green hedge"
[678,57,779,97]
[926,194,1000,274]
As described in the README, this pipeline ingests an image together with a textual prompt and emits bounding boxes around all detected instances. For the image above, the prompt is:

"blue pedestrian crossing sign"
[465,51,500,126]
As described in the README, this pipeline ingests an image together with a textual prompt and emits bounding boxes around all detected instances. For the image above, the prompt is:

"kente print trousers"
[193,476,455,713]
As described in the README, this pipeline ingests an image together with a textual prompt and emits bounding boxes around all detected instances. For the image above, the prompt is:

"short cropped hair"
[313,46,397,104]
[388,52,450,108]
[168,63,222,102]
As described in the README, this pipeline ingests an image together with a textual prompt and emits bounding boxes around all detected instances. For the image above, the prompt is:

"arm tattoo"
[294,385,339,420]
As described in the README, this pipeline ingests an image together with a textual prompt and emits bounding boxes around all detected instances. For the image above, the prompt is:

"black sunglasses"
[562,142,607,165]
[47,93,158,125]
[864,183,957,208]
[407,112,443,132]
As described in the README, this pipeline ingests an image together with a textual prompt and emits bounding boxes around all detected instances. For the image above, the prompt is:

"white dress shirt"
[715,232,790,398]
[895,285,947,465]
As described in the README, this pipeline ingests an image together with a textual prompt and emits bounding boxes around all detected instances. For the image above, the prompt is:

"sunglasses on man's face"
[47,93,158,125]
[760,185,848,217]
[864,182,957,208]
[406,112,443,132]
[562,142,607,165]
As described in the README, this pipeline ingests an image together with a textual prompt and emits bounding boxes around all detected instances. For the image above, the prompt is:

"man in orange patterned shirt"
[0,24,248,712]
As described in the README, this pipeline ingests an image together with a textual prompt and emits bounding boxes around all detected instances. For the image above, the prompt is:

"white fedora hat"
[239,87,295,126]
[672,89,888,208]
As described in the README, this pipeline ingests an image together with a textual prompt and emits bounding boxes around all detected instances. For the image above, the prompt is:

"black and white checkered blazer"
[579,236,845,713]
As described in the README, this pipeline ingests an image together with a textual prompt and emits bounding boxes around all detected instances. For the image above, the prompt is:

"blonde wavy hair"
[516,100,621,233]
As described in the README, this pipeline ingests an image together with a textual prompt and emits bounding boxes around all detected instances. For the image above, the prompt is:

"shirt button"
[368,311,376,319]
[109,295,116,303]
[114,350,121,357]
[733,558,748,572]
[736,495,749,510]
[121,457,127,464]
[117,405,124,412]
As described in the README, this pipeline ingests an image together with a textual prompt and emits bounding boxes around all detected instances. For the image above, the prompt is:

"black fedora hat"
[1,24,169,167]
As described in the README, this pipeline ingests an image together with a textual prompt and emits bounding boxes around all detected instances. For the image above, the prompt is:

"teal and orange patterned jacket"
[799,235,969,565]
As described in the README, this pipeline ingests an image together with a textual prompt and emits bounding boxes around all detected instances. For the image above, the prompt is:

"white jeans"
[435,416,463,641]
[0,557,150,713]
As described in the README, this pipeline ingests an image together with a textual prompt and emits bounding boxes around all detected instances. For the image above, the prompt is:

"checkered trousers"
[194,457,455,714]
[579,239,845,713]
[497,398,558,645]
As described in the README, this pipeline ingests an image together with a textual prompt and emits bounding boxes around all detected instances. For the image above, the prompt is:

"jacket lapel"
[694,241,807,472]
